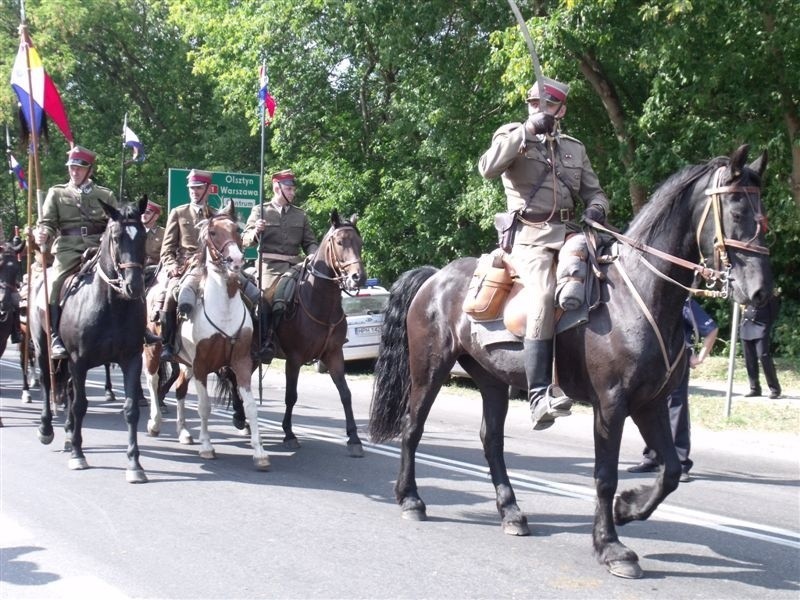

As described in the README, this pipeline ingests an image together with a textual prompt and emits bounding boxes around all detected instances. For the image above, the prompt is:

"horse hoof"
[283,438,301,451]
[160,405,169,416]
[105,392,116,403]
[126,469,148,484]
[199,449,216,460]
[502,519,531,536]
[38,432,54,445]
[179,433,193,445]
[347,443,364,458]
[68,457,89,470]
[606,560,643,579]
[21,391,32,404]
[254,456,271,471]
[401,509,427,522]
[147,426,160,437]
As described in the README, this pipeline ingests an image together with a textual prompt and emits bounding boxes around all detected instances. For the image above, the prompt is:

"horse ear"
[330,209,340,227]
[137,195,148,215]
[99,199,120,220]
[226,201,236,218]
[747,150,768,178]
[729,144,750,179]
[349,213,359,227]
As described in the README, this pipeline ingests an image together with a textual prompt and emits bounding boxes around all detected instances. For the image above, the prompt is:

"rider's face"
[68,164,91,186]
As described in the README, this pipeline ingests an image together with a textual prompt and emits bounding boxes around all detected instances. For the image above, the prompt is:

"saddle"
[271,264,304,328]
[462,231,614,344]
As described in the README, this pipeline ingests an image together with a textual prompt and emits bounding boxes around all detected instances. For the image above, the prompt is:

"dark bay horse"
[32,197,149,482]
[369,145,773,579]
[255,210,366,455]
[143,203,270,470]
[0,242,21,427]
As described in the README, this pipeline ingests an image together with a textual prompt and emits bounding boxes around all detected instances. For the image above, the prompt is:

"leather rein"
[94,218,145,299]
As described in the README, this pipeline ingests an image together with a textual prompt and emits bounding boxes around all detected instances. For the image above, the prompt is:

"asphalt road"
[1,349,798,599]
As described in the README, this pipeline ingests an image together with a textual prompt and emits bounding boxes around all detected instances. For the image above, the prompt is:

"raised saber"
[506,0,545,98]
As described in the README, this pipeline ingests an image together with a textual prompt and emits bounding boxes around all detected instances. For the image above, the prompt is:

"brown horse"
[245,210,367,456]
[369,145,773,578]
[143,202,270,470]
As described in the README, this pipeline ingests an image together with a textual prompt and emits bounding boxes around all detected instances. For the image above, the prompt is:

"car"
[316,279,390,372]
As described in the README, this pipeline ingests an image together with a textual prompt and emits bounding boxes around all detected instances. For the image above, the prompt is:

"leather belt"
[261,252,302,264]
[60,224,105,236]
[519,207,574,224]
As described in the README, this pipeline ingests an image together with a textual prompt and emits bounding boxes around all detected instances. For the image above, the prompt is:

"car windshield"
[342,295,388,316]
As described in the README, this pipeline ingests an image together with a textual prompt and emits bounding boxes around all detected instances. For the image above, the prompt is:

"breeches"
[47,249,83,306]
[255,260,291,302]
[511,244,558,340]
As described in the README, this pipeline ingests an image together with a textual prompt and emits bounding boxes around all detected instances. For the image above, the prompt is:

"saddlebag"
[462,253,514,321]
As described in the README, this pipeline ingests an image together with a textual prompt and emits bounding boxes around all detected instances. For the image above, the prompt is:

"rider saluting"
[478,76,610,431]
[36,146,117,360]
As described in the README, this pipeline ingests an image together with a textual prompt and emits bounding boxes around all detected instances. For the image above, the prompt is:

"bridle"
[203,213,241,273]
[95,218,144,299]
[588,164,768,301]
[306,224,363,291]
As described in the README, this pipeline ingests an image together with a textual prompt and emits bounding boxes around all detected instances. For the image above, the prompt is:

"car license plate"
[355,325,381,336]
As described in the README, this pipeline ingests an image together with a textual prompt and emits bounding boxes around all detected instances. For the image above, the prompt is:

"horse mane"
[626,156,729,245]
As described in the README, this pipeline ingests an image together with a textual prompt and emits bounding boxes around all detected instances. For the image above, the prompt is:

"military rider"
[478,76,610,431]
[242,169,318,361]
[157,169,212,361]
[35,146,118,359]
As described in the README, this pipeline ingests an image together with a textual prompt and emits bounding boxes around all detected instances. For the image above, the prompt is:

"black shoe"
[744,389,762,397]
[50,336,68,360]
[160,345,176,362]
[143,329,162,346]
[256,342,275,364]
[627,460,659,473]
[11,330,22,344]
[178,303,192,319]
[679,470,692,483]
[769,391,782,399]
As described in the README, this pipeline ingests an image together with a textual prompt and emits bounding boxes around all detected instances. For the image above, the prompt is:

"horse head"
[201,201,244,275]
[0,244,20,315]
[693,144,773,306]
[317,209,366,292]
[98,198,147,300]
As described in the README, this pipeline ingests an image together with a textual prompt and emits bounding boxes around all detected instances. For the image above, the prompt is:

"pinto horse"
[248,210,366,455]
[369,145,773,579]
[143,202,270,470]
[31,197,149,482]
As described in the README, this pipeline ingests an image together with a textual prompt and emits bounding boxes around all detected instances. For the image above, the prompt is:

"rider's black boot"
[159,310,177,361]
[49,305,68,360]
[524,338,572,431]
[143,328,161,346]
[255,300,275,363]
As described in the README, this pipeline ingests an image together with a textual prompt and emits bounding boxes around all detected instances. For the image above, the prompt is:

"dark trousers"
[642,368,693,472]
[742,337,781,394]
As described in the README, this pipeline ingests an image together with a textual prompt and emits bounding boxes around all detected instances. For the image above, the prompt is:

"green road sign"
[167,168,262,260]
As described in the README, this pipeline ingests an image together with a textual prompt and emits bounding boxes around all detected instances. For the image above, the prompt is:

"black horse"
[0,242,21,427]
[369,145,773,579]
[32,197,149,482]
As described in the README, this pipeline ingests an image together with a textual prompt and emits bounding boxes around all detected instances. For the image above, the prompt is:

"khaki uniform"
[243,201,318,296]
[479,123,608,339]
[144,225,165,267]
[39,181,117,304]
[160,203,209,274]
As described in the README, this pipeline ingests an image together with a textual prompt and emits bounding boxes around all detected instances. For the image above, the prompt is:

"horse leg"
[590,401,642,579]
[120,357,147,483]
[478,379,529,536]
[66,364,90,470]
[104,363,116,403]
[144,351,163,437]
[194,377,215,459]
[615,405,681,524]
[19,342,32,403]
[327,360,364,457]
[234,364,270,470]
[281,360,302,450]
[175,367,193,445]
[37,354,54,445]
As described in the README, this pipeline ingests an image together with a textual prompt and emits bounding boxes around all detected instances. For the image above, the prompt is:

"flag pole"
[119,113,127,201]
[257,60,267,403]
[19,6,58,405]
[5,125,20,229]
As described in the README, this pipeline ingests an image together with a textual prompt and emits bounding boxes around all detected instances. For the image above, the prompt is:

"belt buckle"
[559,208,571,222]
[80,226,89,236]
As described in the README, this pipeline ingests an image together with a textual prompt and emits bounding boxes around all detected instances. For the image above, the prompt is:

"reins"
[94,218,144,299]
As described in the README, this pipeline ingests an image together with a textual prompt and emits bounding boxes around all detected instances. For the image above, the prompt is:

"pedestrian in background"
[740,290,782,399]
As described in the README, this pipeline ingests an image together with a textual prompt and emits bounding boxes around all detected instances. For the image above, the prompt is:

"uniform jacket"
[144,225,165,267]
[479,123,608,247]
[160,203,209,272]
[242,201,318,261]
[740,296,780,341]
[39,181,117,255]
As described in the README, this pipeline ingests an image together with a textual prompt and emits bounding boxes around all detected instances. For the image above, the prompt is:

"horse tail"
[215,366,237,409]
[369,265,438,443]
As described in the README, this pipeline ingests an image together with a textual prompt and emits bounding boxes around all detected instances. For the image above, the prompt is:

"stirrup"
[50,338,68,360]
[531,385,573,431]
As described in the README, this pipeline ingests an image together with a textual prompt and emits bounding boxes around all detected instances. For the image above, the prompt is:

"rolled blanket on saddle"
[555,234,588,311]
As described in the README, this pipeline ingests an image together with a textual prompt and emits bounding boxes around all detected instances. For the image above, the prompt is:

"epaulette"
[492,122,524,139]
[558,133,586,148]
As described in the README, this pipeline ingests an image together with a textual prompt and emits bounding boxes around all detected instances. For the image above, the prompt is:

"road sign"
[167,168,262,260]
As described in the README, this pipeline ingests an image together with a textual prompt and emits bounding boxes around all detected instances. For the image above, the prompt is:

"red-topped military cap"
[526,76,570,104]
[186,169,213,187]
[145,200,162,214]
[272,169,296,185]
[65,145,96,167]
